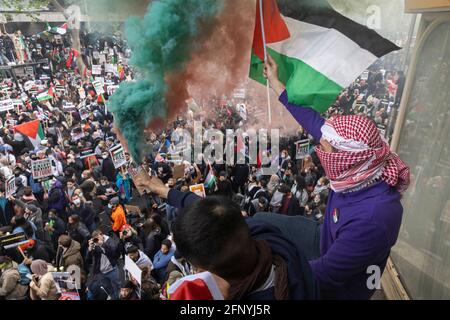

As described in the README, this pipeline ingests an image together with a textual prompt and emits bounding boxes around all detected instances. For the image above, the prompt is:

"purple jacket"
[280,90,403,299]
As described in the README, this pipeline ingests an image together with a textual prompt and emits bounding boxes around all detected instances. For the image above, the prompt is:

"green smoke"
[109,0,224,162]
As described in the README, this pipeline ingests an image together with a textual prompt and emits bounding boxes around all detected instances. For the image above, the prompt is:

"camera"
[93,238,99,244]
[122,230,128,236]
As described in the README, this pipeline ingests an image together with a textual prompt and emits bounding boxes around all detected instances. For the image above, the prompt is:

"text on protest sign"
[110,145,127,169]
[31,158,53,180]
[92,65,102,75]
[189,184,206,198]
[0,99,14,112]
[296,139,311,160]
[5,175,16,198]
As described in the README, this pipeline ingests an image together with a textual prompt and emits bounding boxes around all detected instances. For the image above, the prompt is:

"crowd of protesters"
[0,23,404,300]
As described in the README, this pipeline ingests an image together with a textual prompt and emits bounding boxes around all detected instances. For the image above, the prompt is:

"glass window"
[392,22,450,299]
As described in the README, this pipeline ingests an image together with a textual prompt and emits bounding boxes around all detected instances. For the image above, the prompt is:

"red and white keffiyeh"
[316,115,410,193]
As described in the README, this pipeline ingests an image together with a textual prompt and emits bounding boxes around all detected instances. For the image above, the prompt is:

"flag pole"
[259,0,272,125]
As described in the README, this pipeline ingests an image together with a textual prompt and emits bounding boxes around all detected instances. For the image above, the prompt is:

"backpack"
[17,263,32,286]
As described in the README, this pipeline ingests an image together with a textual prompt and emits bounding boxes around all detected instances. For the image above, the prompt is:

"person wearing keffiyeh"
[264,55,410,300]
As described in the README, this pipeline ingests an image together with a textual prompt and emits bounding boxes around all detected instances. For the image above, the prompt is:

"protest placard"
[31,158,53,180]
[71,128,84,141]
[78,106,90,120]
[92,65,102,75]
[189,184,206,198]
[55,85,66,93]
[5,175,16,198]
[80,147,96,159]
[110,145,127,169]
[125,255,142,287]
[24,80,35,91]
[129,165,150,196]
[0,98,14,112]
[93,80,105,95]
[0,232,29,250]
[295,139,311,160]
[78,87,86,100]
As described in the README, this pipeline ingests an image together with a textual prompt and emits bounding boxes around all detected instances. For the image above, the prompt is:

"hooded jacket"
[0,262,29,300]
[48,180,67,211]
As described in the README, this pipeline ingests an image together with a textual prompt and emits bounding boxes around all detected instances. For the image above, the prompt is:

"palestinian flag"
[36,86,54,102]
[47,22,68,35]
[14,120,45,150]
[249,0,400,113]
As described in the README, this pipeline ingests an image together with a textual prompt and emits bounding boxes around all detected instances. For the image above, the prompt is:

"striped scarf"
[316,115,410,193]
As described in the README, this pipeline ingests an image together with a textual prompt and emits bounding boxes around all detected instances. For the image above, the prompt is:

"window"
[392,22,450,299]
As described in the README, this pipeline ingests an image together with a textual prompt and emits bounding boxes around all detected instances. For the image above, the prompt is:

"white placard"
[189,184,206,198]
[92,80,105,95]
[92,65,102,75]
[124,255,142,285]
[0,99,14,112]
[31,158,53,180]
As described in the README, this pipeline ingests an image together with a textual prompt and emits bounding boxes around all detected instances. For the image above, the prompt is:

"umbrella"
[0,144,13,152]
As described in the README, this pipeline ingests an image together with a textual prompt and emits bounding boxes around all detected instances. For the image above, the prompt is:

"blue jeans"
[103,267,121,300]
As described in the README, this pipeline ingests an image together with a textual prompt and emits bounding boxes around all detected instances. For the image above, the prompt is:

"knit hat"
[30,259,49,276]
[110,197,120,206]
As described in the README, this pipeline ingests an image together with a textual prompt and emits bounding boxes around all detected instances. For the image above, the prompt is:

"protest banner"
[31,158,53,180]
[189,184,206,198]
[0,98,14,112]
[295,139,311,160]
[92,65,102,75]
[0,232,29,250]
[5,175,16,198]
[110,145,127,169]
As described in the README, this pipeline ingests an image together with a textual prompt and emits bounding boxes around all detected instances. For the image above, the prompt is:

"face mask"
[108,204,113,209]
[102,155,108,159]
[73,199,81,206]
